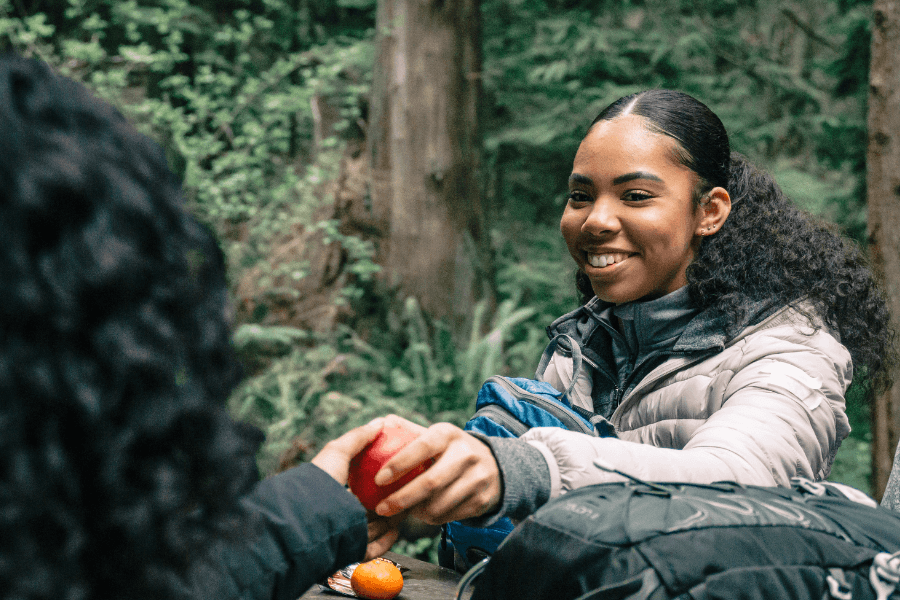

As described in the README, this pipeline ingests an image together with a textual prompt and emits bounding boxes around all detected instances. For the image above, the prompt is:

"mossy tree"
[867,0,900,499]
[367,0,494,340]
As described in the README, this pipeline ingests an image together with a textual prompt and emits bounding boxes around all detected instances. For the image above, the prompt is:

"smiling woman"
[561,113,729,304]
[334,90,895,570]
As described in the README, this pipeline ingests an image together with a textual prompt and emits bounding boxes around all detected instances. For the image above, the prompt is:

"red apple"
[348,425,429,511]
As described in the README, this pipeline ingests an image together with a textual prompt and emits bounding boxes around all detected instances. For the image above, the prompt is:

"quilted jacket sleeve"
[519,324,853,498]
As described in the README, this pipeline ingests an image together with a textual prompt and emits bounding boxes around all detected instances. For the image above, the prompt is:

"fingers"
[310,417,385,484]
[373,425,501,524]
[326,417,387,459]
[382,414,428,434]
[367,512,406,543]
[403,450,501,524]
[373,422,459,487]
[365,528,400,561]
[308,414,429,488]
[409,463,501,524]
[365,511,405,560]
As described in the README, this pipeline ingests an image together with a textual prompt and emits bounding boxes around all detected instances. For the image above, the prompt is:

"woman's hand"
[364,511,406,560]
[311,418,409,559]
[372,415,502,525]
[310,417,385,485]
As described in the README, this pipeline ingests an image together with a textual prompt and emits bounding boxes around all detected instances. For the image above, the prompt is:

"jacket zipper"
[614,304,797,410]
[610,386,621,407]
[485,376,599,436]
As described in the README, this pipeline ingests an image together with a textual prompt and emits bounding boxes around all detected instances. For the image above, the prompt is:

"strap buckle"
[826,568,853,600]
[870,551,900,600]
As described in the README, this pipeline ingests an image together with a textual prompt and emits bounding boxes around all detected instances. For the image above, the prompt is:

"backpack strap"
[870,551,900,600]
[572,569,663,600]
[570,404,617,438]
[535,333,583,399]
[455,557,489,600]
[825,568,853,600]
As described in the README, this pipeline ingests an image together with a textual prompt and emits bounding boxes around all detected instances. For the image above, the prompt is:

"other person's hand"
[311,418,385,485]
[364,511,406,560]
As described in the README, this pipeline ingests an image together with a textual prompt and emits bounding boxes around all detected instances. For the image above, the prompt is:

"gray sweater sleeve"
[462,434,553,526]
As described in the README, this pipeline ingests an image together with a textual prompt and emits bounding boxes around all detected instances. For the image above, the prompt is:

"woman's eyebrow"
[612,171,663,185]
[568,173,593,187]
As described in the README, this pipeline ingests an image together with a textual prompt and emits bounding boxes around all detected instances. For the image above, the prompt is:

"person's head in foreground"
[0,54,266,599]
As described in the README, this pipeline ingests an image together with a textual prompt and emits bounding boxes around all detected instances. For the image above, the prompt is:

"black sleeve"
[188,463,368,600]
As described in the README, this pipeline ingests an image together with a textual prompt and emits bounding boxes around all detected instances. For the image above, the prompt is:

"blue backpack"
[438,335,617,572]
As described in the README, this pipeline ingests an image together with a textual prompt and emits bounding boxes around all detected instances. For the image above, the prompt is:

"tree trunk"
[867,0,900,500]
[368,0,492,338]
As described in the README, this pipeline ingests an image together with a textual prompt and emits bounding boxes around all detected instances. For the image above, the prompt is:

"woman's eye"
[567,191,592,204]
[623,191,653,203]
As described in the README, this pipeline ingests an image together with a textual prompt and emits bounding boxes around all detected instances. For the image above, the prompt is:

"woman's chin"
[592,288,641,305]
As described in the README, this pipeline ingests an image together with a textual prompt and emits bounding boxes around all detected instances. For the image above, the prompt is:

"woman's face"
[561,115,705,305]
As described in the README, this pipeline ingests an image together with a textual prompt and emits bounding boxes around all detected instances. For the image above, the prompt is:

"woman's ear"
[696,186,731,237]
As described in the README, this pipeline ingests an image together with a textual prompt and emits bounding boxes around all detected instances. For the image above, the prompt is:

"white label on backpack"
[560,500,600,520]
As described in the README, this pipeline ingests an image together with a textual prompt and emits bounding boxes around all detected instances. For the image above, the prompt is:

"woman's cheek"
[560,209,584,261]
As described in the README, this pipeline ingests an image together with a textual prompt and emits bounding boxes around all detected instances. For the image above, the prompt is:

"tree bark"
[867,0,900,500]
[368,0,492,338]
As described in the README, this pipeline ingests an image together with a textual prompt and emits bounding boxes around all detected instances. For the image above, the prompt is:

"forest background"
[0,0,882,560]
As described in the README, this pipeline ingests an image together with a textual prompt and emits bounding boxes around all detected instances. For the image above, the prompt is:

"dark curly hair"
[0,55,262,599]
[575,89,894,393]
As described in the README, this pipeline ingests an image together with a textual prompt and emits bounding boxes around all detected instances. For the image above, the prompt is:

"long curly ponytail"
[688,152,894,392]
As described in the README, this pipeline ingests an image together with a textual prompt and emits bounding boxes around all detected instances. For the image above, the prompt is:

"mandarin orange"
[349,558,404,600]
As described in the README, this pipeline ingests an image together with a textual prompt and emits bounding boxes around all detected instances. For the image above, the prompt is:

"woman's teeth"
[588,253,626,268]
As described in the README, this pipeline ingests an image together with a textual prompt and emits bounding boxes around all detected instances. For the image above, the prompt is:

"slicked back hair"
[590,89,730,201]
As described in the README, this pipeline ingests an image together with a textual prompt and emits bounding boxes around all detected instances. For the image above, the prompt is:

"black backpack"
[458,478,900,600]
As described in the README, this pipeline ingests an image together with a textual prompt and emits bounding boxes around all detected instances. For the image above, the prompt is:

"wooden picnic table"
[300,551,472,600]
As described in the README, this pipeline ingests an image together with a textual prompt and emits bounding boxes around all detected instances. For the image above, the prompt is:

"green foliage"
[231,289,548,473]
[481,0,872,242]
[393,536,441,564]
[828,382,874,496]
[829,436,872,495]
[0,0,378,301]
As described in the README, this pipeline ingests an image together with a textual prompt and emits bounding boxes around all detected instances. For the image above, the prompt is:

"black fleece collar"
[547,288,780,357]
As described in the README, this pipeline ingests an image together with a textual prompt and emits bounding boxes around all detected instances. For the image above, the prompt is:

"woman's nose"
[581,197,620,235]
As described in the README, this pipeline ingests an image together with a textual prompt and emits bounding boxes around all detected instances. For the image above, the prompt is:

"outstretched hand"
[372,414,502,526]
[311,414,503,559]
[310,417,385,486]
[309,417,412,559]
[364,511,407,560]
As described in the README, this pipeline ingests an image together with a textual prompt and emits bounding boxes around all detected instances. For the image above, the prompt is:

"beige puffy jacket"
[527,303,853,501]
